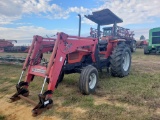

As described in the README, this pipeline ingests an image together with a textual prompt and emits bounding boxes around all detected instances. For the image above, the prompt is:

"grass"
[56,111,72,119]
[84,104,126,120]
[0,115,5,120]
[0,49,160,119]
[99,70,160,106]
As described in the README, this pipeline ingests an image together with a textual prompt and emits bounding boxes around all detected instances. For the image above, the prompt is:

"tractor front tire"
[144,46,150,54]
[110,42,131,77]
[79,65,98,95]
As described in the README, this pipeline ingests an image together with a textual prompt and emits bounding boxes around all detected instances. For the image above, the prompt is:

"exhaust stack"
[78,14,81,37]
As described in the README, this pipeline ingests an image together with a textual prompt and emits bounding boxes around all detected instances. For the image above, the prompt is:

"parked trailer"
[144,27,160,54]
[4,46,29,53]
[0,55,25,64]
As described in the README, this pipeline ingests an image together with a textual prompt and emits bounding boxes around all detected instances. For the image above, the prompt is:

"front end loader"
[10,9,132,116]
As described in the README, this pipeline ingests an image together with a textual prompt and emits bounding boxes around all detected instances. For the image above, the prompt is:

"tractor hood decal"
[31,68,46,74]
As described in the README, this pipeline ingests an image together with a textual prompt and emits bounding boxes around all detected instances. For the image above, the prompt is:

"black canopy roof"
[85,9,123,25]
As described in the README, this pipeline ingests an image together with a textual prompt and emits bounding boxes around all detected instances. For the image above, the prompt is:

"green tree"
[140,35,145,40]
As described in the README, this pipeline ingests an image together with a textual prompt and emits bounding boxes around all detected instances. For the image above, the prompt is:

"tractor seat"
[110,36,118,40]
[98,40,108,51]
[99,40,108,45]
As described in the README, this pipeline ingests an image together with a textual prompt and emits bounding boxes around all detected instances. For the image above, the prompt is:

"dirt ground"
[0,94,87,120]
[0,95,60,120]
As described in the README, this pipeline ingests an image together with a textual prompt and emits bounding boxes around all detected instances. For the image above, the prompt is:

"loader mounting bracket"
[32,90,53,116]
[10,81,29,102]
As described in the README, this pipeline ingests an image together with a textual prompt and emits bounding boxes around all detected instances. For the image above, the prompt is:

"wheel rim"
[89,73,97,89]
[123,51,130,71]
[133,42,136,51]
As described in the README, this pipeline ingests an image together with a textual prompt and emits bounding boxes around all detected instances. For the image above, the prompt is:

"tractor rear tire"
[55,71,64,88]
[110,42,131,77]
[58,71,64,83]
[79,65,98,95]
[144,46,150,54]
[130,41,136,52]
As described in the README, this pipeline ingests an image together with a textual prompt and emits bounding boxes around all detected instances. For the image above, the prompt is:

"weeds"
[0,115,5,120]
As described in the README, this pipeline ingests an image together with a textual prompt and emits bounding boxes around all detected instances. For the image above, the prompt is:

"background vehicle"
[0,39,28,53]
[0,39,17,52]
[136,40,148,48]
[144,27,160,54]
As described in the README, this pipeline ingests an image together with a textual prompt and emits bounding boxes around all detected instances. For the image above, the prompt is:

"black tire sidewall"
[144,46,149,54]
[131,41,136,52]
[58,72,64,83]
[79,65,98,95]
[85,69,98,94]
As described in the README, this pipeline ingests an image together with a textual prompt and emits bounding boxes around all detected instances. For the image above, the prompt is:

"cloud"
[22,0,69,19]
[0,0,69,25]
[1,0,159,25]
[0,0,22,24]
[65,0,160,26]
[0,26,77,41]
[68,6,91,15]
[0,26,59,40]
[0,15,21,25]
[81,18,96,26]
[95,0,160,25]
[133,28,150,40]
[0,0,22,16]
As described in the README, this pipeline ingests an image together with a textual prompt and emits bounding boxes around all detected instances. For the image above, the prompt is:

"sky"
[0,0,160,46]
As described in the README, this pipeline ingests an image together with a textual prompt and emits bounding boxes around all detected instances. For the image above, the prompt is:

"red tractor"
[10,9,132,116]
